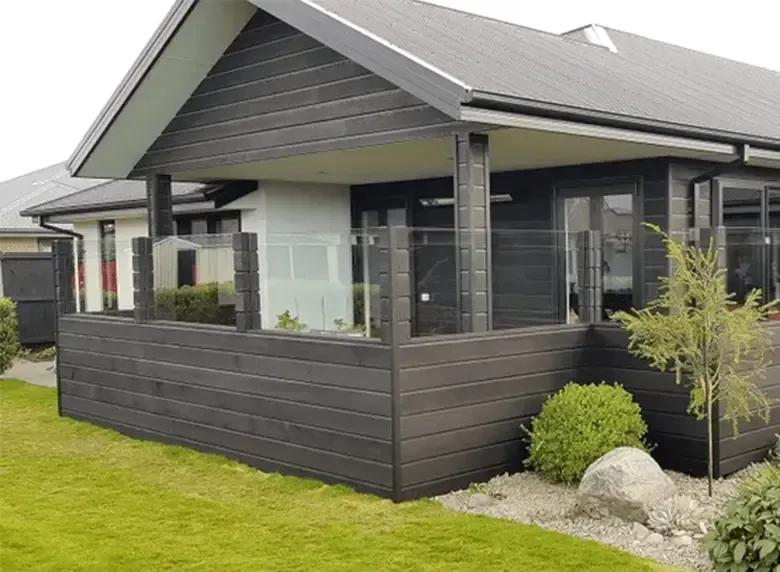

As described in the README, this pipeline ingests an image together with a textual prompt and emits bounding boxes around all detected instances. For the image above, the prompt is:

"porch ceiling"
[175,126,739,185]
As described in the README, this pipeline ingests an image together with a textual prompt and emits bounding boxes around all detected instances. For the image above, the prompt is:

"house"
[0,162,98,252]
[41,0,780,501]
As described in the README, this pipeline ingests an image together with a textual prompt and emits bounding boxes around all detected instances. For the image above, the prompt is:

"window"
[172,212,241,288]
[99,220,118,312]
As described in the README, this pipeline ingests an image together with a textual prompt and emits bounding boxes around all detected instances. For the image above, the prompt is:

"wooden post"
[233,232,261,332]
[132,237,155,323]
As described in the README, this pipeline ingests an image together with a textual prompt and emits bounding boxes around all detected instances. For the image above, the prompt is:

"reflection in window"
[99,220,117,312]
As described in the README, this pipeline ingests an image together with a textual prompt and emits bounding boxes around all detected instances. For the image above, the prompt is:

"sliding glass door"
[557,182,638,323]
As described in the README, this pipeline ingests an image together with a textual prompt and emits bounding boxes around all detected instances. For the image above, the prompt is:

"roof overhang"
[67,0,257,179]
[67,0,780,182]
[43,201,217,225]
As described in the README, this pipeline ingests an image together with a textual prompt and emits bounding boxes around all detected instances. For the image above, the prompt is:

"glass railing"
[153,234,237,326]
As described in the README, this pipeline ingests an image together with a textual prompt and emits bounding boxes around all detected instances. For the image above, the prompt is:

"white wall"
[115,217,148,310]
[73,221,102,312]
[234,182,353,331]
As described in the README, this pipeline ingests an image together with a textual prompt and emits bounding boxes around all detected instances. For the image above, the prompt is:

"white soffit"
[73,0,257,179]
[460,107,740,159]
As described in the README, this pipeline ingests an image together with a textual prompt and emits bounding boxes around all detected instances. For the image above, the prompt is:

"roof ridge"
[412,1,612,50]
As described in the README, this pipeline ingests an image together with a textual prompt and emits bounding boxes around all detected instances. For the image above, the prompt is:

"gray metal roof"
[0,163,101,233]
[23,179,208,217]
[309,0,780,145]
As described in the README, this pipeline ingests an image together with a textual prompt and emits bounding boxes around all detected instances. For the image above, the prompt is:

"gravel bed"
[435,465,766,571]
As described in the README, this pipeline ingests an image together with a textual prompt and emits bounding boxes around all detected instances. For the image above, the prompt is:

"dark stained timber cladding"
[718,324,780,475]
[132,10,454,176]
[397,325,590,497]
[57,315,393,497]
[588,324,709,476]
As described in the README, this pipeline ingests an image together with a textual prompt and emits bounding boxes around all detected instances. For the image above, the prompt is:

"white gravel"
[435,465,768,571]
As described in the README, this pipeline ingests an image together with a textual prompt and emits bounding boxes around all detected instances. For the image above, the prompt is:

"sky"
[0,0,778,182]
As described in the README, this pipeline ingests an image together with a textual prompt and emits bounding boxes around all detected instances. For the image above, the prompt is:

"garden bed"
[436,465,769,571]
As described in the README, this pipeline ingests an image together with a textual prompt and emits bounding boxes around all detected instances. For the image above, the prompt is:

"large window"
[99,220,117,312]
[714,179,780,304]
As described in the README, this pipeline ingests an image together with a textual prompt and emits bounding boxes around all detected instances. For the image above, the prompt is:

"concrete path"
[1,359,56,388]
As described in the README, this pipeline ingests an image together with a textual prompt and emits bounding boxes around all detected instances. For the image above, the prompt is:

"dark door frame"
[552,176,644,322]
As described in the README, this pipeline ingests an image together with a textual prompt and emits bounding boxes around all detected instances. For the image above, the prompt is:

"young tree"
[612,224,774,496]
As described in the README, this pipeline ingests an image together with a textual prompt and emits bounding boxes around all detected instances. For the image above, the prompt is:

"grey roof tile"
[0,163,102,233]
[23,179,208,217]
[313,0,780,143]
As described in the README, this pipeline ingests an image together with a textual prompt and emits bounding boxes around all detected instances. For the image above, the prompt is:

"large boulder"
[577,447,676,523]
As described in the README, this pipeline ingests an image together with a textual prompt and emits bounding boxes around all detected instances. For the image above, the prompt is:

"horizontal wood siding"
[57,315,394,497]
[396,326,590,499]
[132,11,455,176]
[588,325,710,476]
[718,323,780,475]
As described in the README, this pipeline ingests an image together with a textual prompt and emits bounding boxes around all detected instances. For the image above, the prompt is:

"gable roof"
[67,0,780,179]
[0,163,101,234]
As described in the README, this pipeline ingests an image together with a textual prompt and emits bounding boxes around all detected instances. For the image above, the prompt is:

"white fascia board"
[460,107,739,157]
[68,0,256,179]
[46,201,215,224]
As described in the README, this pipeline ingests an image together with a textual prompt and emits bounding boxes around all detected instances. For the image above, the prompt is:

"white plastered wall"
[115,217,148,310]
[233,182,353,331]
[73,221,102,312]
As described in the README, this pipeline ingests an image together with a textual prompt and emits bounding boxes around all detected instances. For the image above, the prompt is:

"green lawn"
[0,381,685,572]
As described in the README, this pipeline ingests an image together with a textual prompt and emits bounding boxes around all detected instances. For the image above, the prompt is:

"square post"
[52,240,76,316]
[233,232,260,332]
[132,237,155,323]
[577,230,603,323]
[146,174,174,239]
[379,222,411,345]
[454,132,492,333]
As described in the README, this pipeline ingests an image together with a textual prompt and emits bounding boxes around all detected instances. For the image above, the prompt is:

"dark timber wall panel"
[57,315,394,497]
[0,252,56,345]
[396,325,590,499]
[719,323,780,475]
[588,324,708,476]
[132,10,455,176]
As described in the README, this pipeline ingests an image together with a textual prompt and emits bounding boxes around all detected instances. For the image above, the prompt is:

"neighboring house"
[0,163,98,252]
[36,0,780,500]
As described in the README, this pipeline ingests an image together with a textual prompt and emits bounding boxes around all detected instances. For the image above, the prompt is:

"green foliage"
[0,297,18,374]
[276,310,307,332]
[612,224,775,494]
[333,318,366,334]
[1,379,682,572]
[523,382,648,484]
[18,346,56,362]
[156,282,235,325]
[102,291,118,312]
[352,283,379,333]
[704,464,780,572]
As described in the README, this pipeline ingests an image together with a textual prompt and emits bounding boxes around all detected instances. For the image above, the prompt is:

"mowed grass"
[0,381,686,572]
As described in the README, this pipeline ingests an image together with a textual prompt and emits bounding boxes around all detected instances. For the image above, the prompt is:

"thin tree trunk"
[706,380,714,498]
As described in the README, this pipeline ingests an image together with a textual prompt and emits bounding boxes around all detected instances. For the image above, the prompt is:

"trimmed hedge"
[523,382,649,484]
[156,283,236,325]
[0,297,19,374]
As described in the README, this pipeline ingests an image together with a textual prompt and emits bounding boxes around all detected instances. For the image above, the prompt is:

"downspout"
[36,216,84,313]
[36,216,84,240]
[689,143,751,227]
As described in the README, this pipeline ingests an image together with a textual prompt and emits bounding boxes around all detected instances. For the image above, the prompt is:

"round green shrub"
[523,382,648,484]
[0,297,19,375]
[704,463,780,572]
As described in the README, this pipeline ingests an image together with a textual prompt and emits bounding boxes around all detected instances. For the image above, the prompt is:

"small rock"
[631,522,651,540]
[578,447,677,522]
[466,492,492,509]
[698,521,708,535]
[645,532,664,545]
[670,534,693,547]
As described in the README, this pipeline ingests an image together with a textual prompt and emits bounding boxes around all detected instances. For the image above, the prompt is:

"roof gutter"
[689,144,751,227]
[36,218,83,240]
[465,91,780,152]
